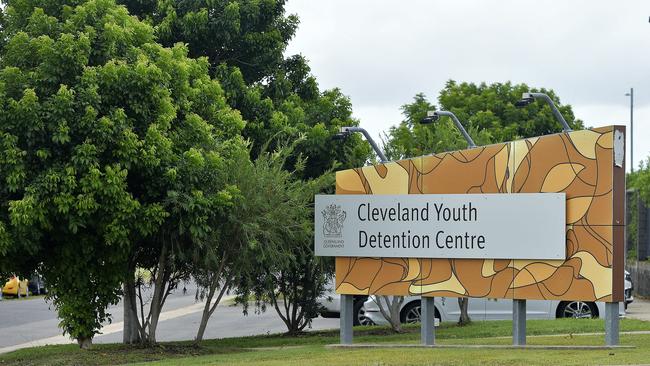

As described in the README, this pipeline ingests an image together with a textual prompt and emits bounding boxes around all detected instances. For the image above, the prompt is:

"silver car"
[317,281,373,325]
[363,271,633,324]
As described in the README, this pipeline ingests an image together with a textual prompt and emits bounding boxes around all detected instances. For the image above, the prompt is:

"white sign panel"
[315,194,565,260]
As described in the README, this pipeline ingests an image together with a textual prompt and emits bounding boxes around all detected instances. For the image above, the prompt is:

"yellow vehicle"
[2,275,29,297]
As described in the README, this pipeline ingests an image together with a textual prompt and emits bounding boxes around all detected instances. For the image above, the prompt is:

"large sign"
[315,193,565,260]
[333,126,625,302]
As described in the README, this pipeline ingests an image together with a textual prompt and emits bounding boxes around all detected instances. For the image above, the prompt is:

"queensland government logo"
[322,204,346,238]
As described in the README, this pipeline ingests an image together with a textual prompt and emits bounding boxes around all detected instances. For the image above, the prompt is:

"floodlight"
[514,97,534,108]
[334,126,388,162]
[332,132,350,141]
[420,111,439,124]
[421,110,476,148]
[515,92,572,132]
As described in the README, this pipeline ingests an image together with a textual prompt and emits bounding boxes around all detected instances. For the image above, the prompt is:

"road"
[0,283,339,353]
[2,289,649,354]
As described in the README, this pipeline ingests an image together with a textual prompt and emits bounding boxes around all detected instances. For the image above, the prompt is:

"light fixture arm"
[434,111,476,148]
[525,92,572,132]
[340,127,388,162]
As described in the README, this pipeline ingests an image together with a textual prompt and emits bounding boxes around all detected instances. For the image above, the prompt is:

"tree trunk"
[195,310,210,342]
[123,278,141,344]
[457,297,471,325]
[287,318,300,335]
[77,337,92,349]
[388,298,402,332]
[147,305,160,343]
[195,281,231,341]
[195,281,217,343]
[147,243,168,344]
[194,254,230,343]
[376,295,404,332]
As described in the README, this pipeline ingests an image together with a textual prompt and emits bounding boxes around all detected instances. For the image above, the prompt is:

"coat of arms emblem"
[322,204,346,238]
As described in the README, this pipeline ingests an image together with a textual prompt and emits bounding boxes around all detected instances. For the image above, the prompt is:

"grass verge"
[1,318,649,366]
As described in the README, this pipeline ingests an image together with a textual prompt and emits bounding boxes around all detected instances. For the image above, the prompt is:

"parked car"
[1,275,29,297]
[320,270,633,325]
[364,270,634,325]
[317,281,373,326]
[28,273,47,295]
[625,270,634,309]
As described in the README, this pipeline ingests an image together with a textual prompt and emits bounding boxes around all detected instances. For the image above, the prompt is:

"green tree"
[188,138,334,340]
[0,0,245,347]
[630,159,650,204]
[383,93,493,160]
[232,141,333,335]
[117,0,371,339]
[439,81,583,142]
[627,157,650,259]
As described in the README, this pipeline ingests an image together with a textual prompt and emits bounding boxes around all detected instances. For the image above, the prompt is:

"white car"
[319,271,633,325]
[625,270,635,308]
[317,281,373,325]
[364,297,626,325]
[364,271,634,325]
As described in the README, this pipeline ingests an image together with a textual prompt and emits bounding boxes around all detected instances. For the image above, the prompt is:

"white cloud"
[285,0,650,170]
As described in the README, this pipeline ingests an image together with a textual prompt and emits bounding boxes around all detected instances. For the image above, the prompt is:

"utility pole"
[625,88,634,172]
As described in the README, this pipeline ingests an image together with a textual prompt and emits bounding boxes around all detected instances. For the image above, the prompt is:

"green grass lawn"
[2,319,650,366]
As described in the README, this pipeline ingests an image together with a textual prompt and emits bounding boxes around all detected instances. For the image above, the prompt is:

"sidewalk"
[626,297,650,321]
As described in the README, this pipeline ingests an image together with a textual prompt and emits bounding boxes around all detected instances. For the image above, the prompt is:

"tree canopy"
[629,159,650,204]
[384,81,584,160]
[119,0,372,179]
[119,0,298,84]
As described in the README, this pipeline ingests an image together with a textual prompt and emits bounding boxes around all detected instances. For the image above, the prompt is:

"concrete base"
[327,344,635,350]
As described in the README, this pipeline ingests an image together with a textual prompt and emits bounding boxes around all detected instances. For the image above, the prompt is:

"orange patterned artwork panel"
[335,126,625,302]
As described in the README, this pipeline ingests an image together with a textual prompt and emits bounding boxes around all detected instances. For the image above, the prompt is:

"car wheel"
[353,300,374,326]
[399,301,441,324]
[400,301,422,323]
[557,301,598,319]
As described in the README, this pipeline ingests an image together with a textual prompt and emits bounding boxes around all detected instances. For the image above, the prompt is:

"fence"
[627,189,650,296]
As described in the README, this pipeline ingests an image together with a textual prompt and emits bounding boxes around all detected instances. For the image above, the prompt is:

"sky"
[284,0,650,172]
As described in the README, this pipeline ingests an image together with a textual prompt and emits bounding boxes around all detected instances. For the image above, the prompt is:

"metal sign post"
[605,302,620,346]
[340,294,354,344]
[512,299,526,346]
[421,297,436,345]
